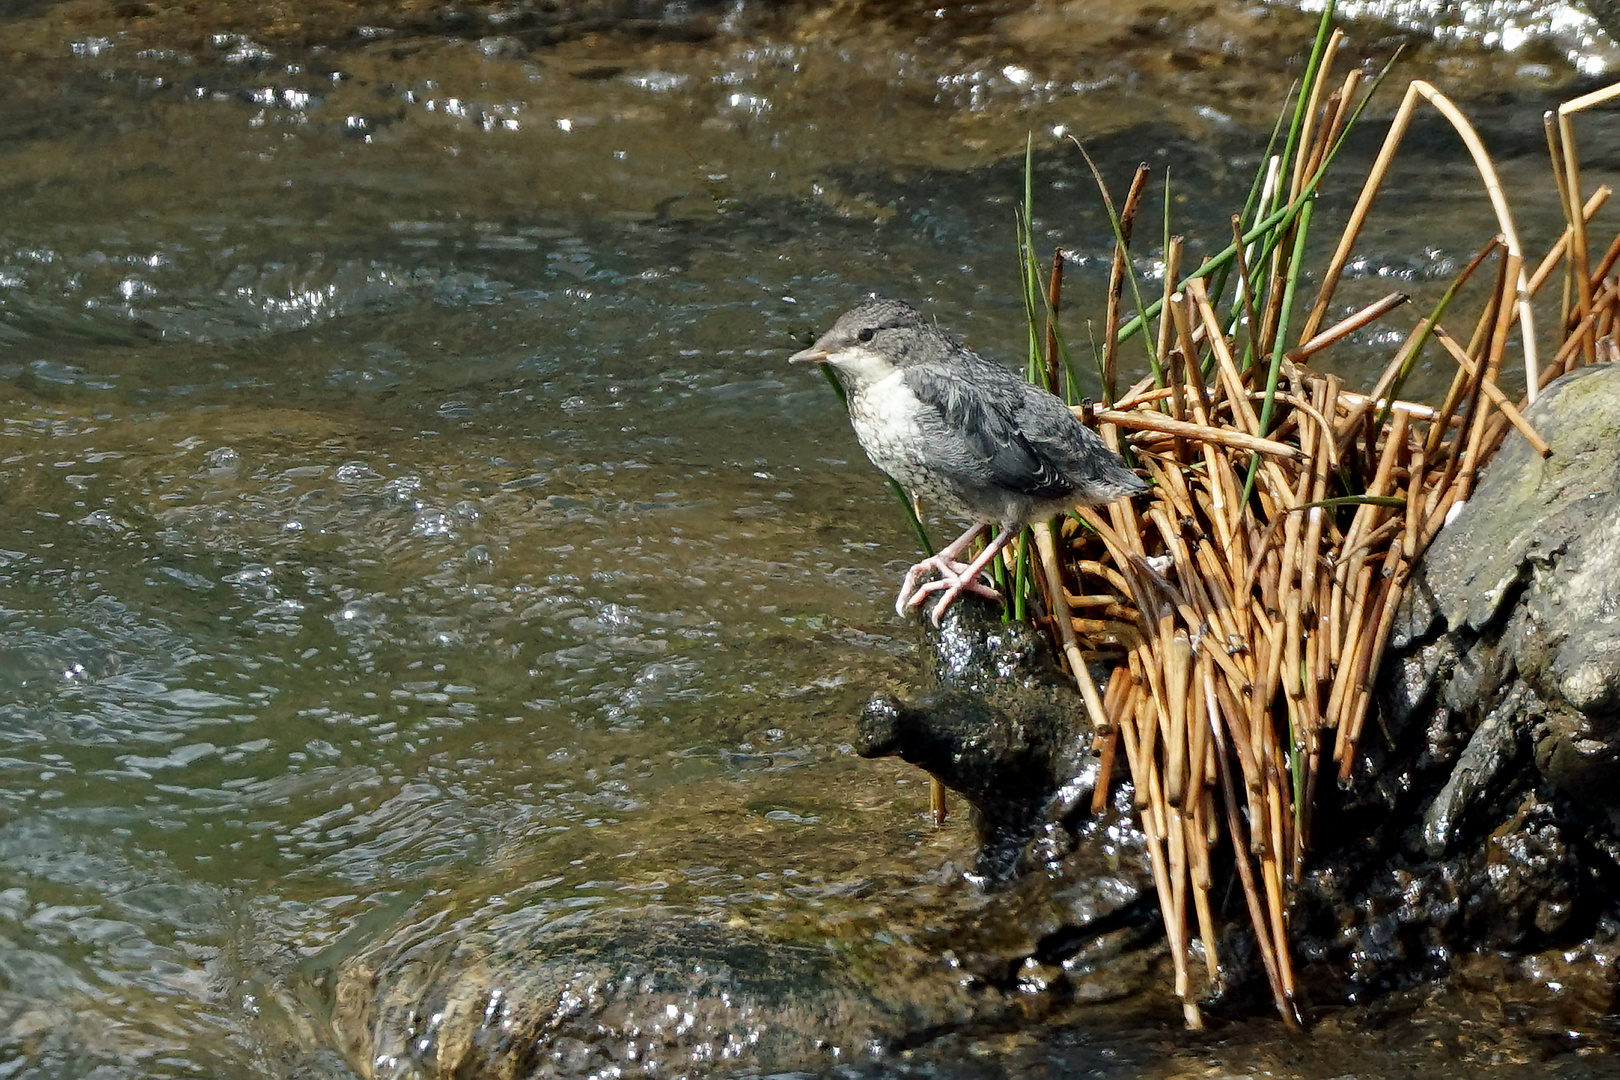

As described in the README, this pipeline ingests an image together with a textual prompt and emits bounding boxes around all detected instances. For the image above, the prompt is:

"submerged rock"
[325,879,1171,1079]
[329,909,1017,1079]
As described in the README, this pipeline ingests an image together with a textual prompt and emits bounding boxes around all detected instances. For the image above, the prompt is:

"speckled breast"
[846,378,973,518]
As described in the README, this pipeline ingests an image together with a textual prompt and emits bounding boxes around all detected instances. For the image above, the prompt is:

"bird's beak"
[789,344,831,363]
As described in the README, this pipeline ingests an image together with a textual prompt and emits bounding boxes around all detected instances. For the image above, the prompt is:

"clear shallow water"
[3,3,1620,1078]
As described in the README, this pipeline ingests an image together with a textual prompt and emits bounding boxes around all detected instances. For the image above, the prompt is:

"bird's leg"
[895,523,999,615]
[907,526,1020,626]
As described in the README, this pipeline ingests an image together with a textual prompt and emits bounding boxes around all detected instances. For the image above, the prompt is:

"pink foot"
[894,554,1002,615]
[908,528,1020,626]
[906,571,1003,625]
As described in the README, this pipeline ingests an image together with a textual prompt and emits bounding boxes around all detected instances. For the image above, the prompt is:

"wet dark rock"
[855,597,1095,880]
[850,597,1166,1000]
[1297,361,1620,993]
[1398,361,1620,819]
[1421,688,1526,856]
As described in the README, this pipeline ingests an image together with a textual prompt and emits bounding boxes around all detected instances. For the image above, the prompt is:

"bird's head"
[789,298,941,388]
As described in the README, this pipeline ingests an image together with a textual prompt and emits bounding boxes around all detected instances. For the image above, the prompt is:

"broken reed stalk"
[1038,73,1620,1028]
[1300,79,1541,398]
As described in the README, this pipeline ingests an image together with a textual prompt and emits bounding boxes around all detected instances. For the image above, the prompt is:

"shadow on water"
[2,2,1619,1077]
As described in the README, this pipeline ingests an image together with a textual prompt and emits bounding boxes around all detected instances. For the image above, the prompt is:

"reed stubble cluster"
[1017,58,1620,1028]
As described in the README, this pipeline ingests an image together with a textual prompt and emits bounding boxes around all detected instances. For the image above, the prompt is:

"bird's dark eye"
[857,327,876,342]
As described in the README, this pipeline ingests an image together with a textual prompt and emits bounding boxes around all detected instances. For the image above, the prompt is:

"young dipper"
[791,297,1146,625]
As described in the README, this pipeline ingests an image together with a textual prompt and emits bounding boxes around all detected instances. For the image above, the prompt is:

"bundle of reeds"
[1011,28,1620,1029]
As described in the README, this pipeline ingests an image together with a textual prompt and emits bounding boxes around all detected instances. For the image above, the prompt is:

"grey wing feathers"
[902,357,1098,500]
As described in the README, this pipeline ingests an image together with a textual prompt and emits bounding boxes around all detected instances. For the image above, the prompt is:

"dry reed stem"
[1430,327,1549,455]
[1041,250,1066,394]
[1227,214,1261,362]
[1335,390,1451,422]
[1090,407,1300,457]
[1291,29,1345,202]
[1111,385,1176,409]
[929,779,946,826]
[1177,295,1218,423]
[1555,105,1598,364]
[1160,238,1186,404]
[1425,248,1509,463]
[1287,292,1409,362]
[1209,664,1301,1029]
[1528,186,1611,296]
[1448,251,1523,498]
[1538,280,1620,387]
[1090,668,1129,815]
[1336,544,1409,780]
[1034,521,1116,747]
[1103,166,1154,404]
[1585,212,1620,290]
[1545,112,1572,294]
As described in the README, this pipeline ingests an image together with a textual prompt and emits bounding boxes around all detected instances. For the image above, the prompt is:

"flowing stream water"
[2,2,1619,1077]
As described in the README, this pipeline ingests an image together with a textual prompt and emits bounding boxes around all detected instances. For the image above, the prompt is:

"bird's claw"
[894,555,991,614]
[894,555,1002,623]
[916,578,1004,626]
